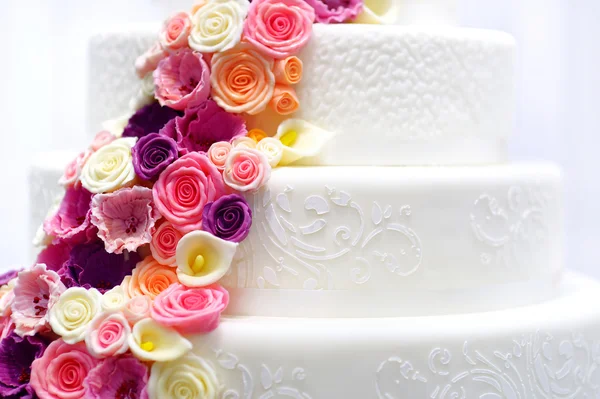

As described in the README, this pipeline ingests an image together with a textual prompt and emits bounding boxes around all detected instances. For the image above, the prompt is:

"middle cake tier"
[222,164,563,317]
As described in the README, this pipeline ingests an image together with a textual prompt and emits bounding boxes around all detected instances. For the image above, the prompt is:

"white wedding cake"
[23,0,600,398]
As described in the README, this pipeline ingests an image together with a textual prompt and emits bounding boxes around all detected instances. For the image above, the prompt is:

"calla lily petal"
[128,318,192,362]
[275,119,335,166]
[353,0,397,24]
[176,231,238,288]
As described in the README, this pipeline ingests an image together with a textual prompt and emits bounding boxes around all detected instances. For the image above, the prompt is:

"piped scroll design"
[376,332,600,399]
[224,185,422,290]
[215,349,312,399]
[470,186,551,268]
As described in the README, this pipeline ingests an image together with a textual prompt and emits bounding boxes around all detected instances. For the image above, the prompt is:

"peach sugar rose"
[122,256,179,300]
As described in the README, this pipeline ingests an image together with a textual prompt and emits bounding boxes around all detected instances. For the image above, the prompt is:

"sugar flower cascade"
[2,0,373,397]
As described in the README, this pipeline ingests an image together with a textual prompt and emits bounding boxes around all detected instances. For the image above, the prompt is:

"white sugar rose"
[231,136,257,149]
[80,137,137,193]
[101,286,127,312]
[129,72,156,111]
[149,352,221,399]
[49,287,102,344]
[256,137,284,167]
[188,0,249,53]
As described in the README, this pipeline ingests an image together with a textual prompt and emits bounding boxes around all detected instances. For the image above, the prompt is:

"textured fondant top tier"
[88,24,515,165]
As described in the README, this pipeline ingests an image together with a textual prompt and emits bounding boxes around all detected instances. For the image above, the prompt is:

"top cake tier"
[88,24,515,165]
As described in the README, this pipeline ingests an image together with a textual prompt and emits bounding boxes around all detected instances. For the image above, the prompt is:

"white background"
[0,1,597,277]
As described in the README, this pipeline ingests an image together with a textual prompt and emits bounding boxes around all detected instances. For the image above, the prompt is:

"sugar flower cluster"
[0,0,363,397]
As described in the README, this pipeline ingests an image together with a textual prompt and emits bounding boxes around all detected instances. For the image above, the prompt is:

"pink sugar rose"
[43,186,95,245]
[11,264,66,337]
[59,151,92,188]
[150,221,183,267]
[159,12,192,52]
[244,0,315,59]
[90,186,162,254]
[30,339,99,399]
[84,312,130,358]
[151,283,229,334]
[135,42,168,79]
[89,131,116,152]
[223,148,271,192]
[153,152,226,234]
[123,296,152,326]
[207,141,233,171]
[154,48,210,111]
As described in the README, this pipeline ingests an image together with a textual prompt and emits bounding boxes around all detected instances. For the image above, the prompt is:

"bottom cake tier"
[184,271,600,398]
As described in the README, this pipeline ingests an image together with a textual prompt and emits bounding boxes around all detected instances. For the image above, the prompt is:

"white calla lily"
[354,0,397,24]
[275,119,335,166]
[256,137,284,167]
[129,318,192,362]
[176,231,238,287]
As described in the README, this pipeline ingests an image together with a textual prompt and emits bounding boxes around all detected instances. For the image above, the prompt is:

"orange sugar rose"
[273,56,303,85]
[269,84,300,115]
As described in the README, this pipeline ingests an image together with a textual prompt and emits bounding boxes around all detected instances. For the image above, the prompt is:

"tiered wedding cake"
[17,0,600,398]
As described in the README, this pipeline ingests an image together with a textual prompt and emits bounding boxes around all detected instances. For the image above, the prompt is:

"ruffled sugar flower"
[84,356,149,399]
[91,186,161,254]
[223,148,271,192]
[59,239,141,293]
[132,133,178,181]
[59,151,91,188]
[202,194,252,243]
[160,99,247,154]
[270,84,300,115]
[122,102,181,140]
[257,137,284,167]
[11,264,66,337]
[206,141,233,171]
[152,283,229,334]
[30,340,99,399]
[90,130,116,152]
[243,0,315,59]
[85,312,130,358]
[211,43,276,115]
[0,279,16,318]
[305,0,363,23]
[49,287,102,344]
[159,12,192,52]
[123,296,152,326]
[129,318,191,362]
[101,286,128,312]
[150,221,183,267]
[154,49,210,111]
[80,137,137,194]
[135,42,168,79]
[0,333,47,398]
[43,186,94,245]
[188,0,249,53]
[36,240,72,273]
[176,231,238,287]
[274,56,303,85]
[122,256,179,300]
[149,352,220,399]
[153,152,226,234]
[0,269,19,288]
[275,118,336,165]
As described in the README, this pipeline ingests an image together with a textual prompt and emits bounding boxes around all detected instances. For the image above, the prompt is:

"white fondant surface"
[87,24,514,165]
[222,163,563,317]
[191,272,600,398]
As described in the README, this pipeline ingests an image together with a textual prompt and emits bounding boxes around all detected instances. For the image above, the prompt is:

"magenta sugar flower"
[91,186,162,254]
[35,240,72,273]
[154,48,210,111]
[202,194,252,243]
[43,187,95,245]
[0,332,48,398]
[83,356,149,399]
[304,0,363,23]
[160,99,247,154]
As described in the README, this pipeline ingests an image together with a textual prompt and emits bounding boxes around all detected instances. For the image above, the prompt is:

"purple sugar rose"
[202,194,252,243]
[0,332,48,398]
[304,0,363,23]
[159,99,247,154]
[122,102,182,139]
[59,239,141,293]
[132,133,178,181]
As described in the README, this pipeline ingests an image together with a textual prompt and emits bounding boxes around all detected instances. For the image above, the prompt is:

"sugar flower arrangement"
[0,0,365,398]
